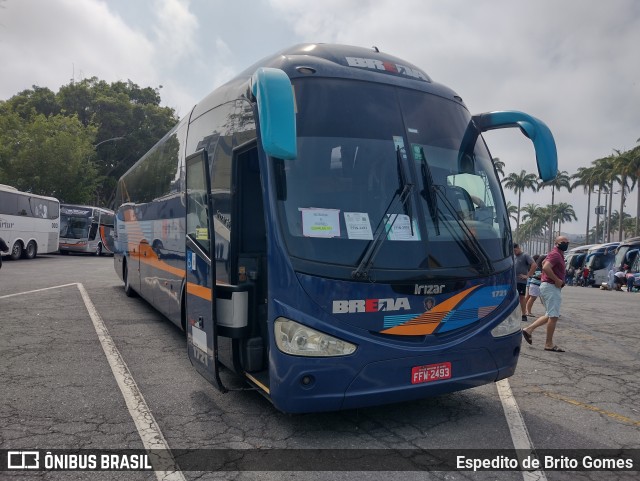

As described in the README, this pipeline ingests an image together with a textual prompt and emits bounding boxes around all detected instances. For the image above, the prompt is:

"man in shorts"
[522,236,569,352]
[514,243,537,322]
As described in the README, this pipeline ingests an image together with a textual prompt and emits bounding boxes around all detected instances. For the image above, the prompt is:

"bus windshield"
[273,78,508,279]
[60,213,91,239]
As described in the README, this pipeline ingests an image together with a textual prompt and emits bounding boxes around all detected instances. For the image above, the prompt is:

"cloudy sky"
[1,0,639,235]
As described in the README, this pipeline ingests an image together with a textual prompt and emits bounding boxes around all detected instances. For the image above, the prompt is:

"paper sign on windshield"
[344,212,373,240]
[300,208,341,238]
[386,214,420,241]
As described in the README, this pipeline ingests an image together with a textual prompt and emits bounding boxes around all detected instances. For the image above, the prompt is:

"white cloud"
[1,0,638,231]
[151,0,199,67]
[266,0,640,228]
[0,0,157,98]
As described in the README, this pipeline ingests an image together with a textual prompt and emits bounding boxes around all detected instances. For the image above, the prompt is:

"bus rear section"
[59,205,115,256]
[114,43,557,413]
[0,184,60,260]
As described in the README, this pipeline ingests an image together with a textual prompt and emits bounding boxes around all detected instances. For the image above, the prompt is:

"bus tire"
[95,243,102,256]
[123,261,137,297]
[23,241,37,259]
[10,242,23,261]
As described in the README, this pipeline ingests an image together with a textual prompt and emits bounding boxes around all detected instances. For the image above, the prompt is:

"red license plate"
[411,362,452,384]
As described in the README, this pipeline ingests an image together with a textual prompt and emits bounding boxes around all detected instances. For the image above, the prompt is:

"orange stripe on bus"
[187,282,212,301]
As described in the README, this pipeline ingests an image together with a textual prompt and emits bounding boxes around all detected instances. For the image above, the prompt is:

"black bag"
[0,237,8,252]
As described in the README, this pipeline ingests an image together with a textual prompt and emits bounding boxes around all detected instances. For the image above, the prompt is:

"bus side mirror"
[472,111,558,182]
[251,68,297,160]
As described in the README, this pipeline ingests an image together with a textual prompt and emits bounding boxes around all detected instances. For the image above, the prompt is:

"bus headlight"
[490,307,521,338]
[274,318,357,357]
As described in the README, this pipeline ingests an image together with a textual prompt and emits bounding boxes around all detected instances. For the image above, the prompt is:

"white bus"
[59,204,115,256]
[0,184,60,260]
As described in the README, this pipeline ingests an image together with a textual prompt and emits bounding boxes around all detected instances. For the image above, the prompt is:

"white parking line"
[497,379,547,481]
[2,283,186,481]
[0,283,79,299]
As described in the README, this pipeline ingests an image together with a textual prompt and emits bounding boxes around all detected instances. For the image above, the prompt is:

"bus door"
[185,150,225,392]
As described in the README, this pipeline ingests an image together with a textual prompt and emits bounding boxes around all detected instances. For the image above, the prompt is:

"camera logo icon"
[7,451,40,469]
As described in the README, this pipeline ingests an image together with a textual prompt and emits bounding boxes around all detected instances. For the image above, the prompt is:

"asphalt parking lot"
[1,254,639,480]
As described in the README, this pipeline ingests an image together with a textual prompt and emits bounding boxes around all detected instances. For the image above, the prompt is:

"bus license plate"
[411,362,452,384]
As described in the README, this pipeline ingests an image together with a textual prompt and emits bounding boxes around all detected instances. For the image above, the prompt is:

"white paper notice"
[344,212,373,240]
[300,208,341,238]
[386,214,420,241]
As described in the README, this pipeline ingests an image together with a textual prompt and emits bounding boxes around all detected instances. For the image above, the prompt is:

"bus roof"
[566,244,598,254]
[0,184,60,203]
[61,204,114,214]
[618,236,640,246]
[191,43,463,121]
[587,242,620,254]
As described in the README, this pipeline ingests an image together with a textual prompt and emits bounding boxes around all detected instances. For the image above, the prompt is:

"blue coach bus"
[113,43,557,413]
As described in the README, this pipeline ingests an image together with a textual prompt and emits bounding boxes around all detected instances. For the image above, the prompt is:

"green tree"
[519,203,547,253]
[614,144,640,237]
[553,202,577,236]
[1,77,178,206]
[502,170,538,239]
[492,157,505,178]
[571,166,599,243]
[505,201,518,224]
[9,114,98,203]
[0,103,25,182]
[4,86,60,121]
[57,77,178,204]
[593,157,620,242]
[538,170,571,249]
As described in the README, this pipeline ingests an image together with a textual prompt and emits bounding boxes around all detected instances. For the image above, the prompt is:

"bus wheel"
[123,261,137,297]
[95,243,102,256]
[23,241,37,259]
[10,242,23,261]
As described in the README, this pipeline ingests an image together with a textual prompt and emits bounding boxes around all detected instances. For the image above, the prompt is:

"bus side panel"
[113,119,188,329]
[0,187,60,258]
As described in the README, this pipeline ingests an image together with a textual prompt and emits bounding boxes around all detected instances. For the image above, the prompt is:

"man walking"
[522,236,570,352]
[514,243,537,322]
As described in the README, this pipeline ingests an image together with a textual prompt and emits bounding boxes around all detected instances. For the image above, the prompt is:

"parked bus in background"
[614,236,640,272]
[564,244,595,282]
[583,242,620,287]
[113,43,557,413]
[0,184,60,260]
[59,205,115,256]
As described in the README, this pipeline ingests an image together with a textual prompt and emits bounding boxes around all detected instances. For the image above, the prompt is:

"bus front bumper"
[269,333,521,413]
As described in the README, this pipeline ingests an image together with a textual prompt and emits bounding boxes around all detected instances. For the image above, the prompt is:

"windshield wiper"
[351,148,413,280]
[418,147,440,236]
[433,186,494,275]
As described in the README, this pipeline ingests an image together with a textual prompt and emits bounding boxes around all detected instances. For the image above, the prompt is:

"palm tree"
[608,210,630,239]
[505,201,518,224]
[611,149,633,241]
[492,157,505,179]
[622,216,637,238]
[614,144,640,237]
[593,157,621,242]
[553,202,577,236]
[590,157,611,242]
[520,203,547,253]
[502,170,538,240]
[571,166,599,243]
[539,170,571,249]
